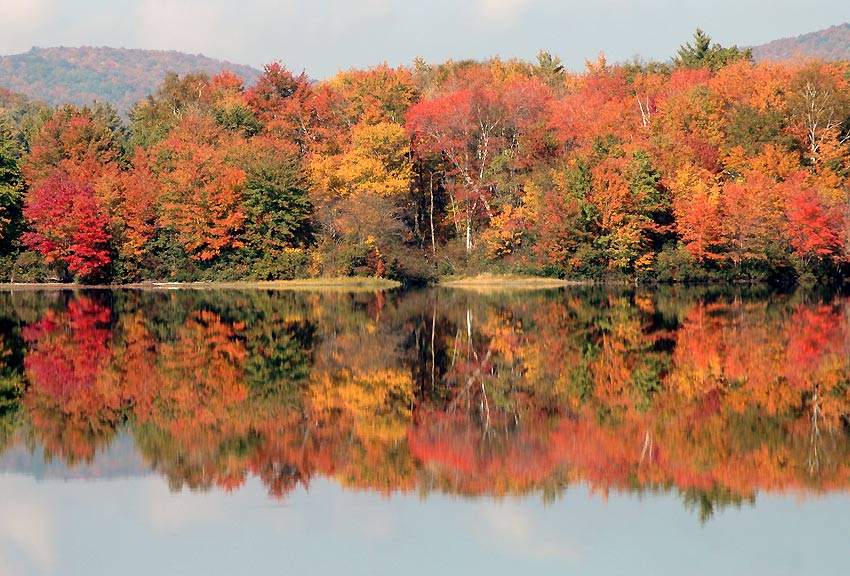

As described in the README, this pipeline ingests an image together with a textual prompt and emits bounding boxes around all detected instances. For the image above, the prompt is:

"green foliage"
[9,250,64,282]
[675,29,753,71]
[651,244,705,283]
[0,370,24,454]
[250,248,311,281]
[237,141,313,253]
[0,119,24,253]
[144,228,197,282]
[339,242,371,276]
[212,102,261,136]
[129,72,212,149]
[725,105,789,154]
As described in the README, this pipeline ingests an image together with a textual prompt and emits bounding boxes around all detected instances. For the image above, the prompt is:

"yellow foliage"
[311,121,411,199]
[482,204,526,259]
[308,367,414,444]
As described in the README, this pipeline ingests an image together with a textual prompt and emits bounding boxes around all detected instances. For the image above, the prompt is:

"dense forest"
[2,31,850,286]
[0,47,261,112]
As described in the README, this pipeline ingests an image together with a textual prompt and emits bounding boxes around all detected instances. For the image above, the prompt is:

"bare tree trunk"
[431,303,436,391]
[429,172,436,256]
[809,383,821,474]
[639,430,653,466]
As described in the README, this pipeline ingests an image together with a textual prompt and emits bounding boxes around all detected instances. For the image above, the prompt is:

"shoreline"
[0,275,796,292]
[0,275,588,291]
[0,277,403,291]
[439,275,593,289]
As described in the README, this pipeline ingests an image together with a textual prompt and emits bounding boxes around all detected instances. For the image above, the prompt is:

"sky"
[0,0,847,78]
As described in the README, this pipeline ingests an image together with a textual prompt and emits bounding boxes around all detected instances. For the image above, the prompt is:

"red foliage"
[782,173,844,266]
[22,174,112,279]
[23,106,120,191]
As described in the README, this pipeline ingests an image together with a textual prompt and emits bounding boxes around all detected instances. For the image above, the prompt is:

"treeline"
[2,31,850,285]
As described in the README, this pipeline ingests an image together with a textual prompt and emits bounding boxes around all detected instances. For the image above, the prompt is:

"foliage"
[22,175,112,281]
[0,119,24,252]
[4,48,850,285]
[675,29,753,71]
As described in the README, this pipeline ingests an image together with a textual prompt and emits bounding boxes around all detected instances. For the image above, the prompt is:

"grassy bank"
[439,274,593,290]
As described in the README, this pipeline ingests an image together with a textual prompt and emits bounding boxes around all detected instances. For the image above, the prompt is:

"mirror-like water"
[1,286,848,575]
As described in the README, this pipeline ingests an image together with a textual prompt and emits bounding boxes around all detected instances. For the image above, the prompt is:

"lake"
[1,286,848,575]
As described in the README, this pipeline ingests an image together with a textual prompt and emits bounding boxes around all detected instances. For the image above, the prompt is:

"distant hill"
[752,23,850,62]
[0,46,263,112]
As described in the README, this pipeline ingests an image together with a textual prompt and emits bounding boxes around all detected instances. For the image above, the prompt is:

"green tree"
[675,29,752,71]
[128,72,211,149]
[235,137,314,279]
[0,119,24,253]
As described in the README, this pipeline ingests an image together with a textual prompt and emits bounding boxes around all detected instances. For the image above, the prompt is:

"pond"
[0,286,848,575]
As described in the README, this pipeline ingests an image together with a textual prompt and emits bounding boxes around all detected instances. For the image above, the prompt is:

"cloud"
[476,501,582,561]
[132,0,228,54]
[0,486,55,573]
[128,0,304,66]
[475,0,534,24]
[0,0,55,53]
[0,0,51,22]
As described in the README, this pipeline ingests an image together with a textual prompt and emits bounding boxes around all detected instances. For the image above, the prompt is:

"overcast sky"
[0,0,847,78]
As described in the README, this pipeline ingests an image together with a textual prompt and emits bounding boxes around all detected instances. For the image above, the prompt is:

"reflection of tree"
[682,486,755,524]
[0,294,26,453]
[148,310,248,433]
[409,288,850,510]
[22,294,121,463]
[3,287,850,517]
[0,339,24,454]
[134,424,262,492]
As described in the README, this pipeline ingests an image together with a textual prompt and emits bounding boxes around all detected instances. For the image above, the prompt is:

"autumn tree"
[406,67,550,256]
[787,62,850,168]
[23,104,123,193]
[247,63,345,155]
[782,174,844,273]
[330,64,419,126]
[207,70,260,136]
[22,174,112,281]
[719,171,784,270]
[113,148,161,279]
[154,114,246,262]
[407,83,495,254]
[670,164,724,263]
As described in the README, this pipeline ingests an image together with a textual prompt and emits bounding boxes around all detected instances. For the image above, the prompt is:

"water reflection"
[1,286,849,520]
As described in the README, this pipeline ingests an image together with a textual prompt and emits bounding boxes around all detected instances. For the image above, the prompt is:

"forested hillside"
[0,47,261,112]
[1,31,850,286]
[752,23,850,62]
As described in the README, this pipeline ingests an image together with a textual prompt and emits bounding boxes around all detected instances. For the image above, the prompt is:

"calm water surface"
[0,286,849,575]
